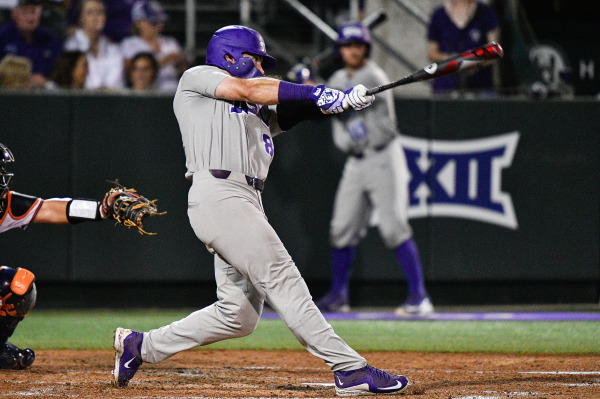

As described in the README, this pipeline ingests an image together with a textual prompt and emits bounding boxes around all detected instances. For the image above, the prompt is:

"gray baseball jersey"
[327,61,413,249]
[175,66,280,181]
[141,65,367,371]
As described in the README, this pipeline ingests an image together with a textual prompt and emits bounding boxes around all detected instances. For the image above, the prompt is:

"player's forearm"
[33,200,69,224]
[216,77,324,106]
[34,198,109,225]
[216,76,281,105]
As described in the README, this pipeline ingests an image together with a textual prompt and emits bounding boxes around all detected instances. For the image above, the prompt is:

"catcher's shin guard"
[0,342,19,369]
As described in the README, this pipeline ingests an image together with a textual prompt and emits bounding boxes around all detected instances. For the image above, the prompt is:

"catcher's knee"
[0,342,35,370]
[0,266,37,318]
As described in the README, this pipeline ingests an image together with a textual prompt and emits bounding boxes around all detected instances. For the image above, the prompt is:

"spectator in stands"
[427,0,500,95]
[68,0,134,43]
[0,0,62,88]
[120,0,186,92]
[64,0,124,90]
[0,54,31,88]
[125,50,156,90]
[47,49,88,89]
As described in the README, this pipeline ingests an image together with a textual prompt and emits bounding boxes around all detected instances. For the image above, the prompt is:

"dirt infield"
[1,350,600,398]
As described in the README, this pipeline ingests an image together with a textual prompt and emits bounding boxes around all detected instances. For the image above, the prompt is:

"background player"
[0,141,126,369]
[112,25,409,396]
[314,23,433,317]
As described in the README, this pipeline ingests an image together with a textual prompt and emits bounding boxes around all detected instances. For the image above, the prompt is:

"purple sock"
[395,238,427,301]
[330,247,355,297]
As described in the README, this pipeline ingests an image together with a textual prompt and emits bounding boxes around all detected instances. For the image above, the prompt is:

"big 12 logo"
[400,132,520,229]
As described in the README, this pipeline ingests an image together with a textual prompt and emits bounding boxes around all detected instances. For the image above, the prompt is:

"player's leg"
[113,241,264,386]
[210,190,408,393]
[366,141,432,316]
[141,255,263,363]
[1,315,36,370]
[317,159,370,312]
[0,267,36,370]
[184,178,366,371]
[113,177,266,387]
[114,175,408,393]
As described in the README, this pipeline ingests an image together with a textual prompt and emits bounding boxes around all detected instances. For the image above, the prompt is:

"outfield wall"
[1,93,598,306]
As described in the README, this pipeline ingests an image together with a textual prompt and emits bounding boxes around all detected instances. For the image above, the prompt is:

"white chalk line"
[520,371,600,375]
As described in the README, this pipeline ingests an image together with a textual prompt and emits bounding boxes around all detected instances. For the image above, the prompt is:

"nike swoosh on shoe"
[124,358,136,369]
[378,380,404,391]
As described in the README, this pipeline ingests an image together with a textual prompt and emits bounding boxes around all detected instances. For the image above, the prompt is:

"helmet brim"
[248,52,277,70]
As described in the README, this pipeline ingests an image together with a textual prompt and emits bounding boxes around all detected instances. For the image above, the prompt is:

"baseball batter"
[112,25,409,396]
[314,23,433,316]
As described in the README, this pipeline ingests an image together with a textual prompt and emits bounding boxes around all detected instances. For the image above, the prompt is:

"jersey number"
[263,134,274,157]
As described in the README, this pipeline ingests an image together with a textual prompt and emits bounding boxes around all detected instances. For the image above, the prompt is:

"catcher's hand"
[101,179,166,235]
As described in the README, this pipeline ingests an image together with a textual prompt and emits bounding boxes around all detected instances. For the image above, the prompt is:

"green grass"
[10,309,600,354]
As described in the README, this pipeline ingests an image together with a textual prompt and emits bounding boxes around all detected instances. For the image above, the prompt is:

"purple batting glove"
[310,85,348,114]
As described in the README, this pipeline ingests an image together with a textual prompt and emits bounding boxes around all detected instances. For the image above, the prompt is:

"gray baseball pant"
[140,170,367,371]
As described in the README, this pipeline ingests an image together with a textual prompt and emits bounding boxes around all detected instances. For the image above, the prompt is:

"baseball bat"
[366,42,504,95]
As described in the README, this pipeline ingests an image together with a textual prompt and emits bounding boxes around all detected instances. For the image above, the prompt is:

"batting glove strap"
[345,84,375,111]
[309,85,348,114]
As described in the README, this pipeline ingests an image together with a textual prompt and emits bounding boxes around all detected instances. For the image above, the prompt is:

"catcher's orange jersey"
[0,191,43,234]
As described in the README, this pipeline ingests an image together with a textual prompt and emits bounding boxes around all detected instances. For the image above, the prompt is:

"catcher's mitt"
[101,179,166,235]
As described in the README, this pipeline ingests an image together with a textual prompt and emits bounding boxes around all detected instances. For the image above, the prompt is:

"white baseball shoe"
[395,297,434,317]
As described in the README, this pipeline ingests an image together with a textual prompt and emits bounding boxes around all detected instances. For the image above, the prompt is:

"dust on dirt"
[1,350,600,398]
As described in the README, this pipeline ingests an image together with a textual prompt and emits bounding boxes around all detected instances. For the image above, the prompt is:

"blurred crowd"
[0,0,579,97]
[0,0,187,92]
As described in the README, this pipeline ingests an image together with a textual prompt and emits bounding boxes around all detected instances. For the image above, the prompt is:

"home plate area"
[1,350,599,398]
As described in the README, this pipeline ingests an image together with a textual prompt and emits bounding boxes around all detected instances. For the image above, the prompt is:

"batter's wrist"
[277,81,316,102]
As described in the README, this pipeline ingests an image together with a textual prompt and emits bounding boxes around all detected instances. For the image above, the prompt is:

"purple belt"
[209,169,264,192]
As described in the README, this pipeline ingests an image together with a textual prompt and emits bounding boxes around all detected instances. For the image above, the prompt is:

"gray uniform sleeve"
[178,66,229,97]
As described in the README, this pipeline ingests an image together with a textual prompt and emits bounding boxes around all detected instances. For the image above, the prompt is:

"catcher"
[0,141,164,369]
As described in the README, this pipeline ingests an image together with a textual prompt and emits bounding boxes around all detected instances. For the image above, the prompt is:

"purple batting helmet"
[336,23,371,55]
[205,25,277,79]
